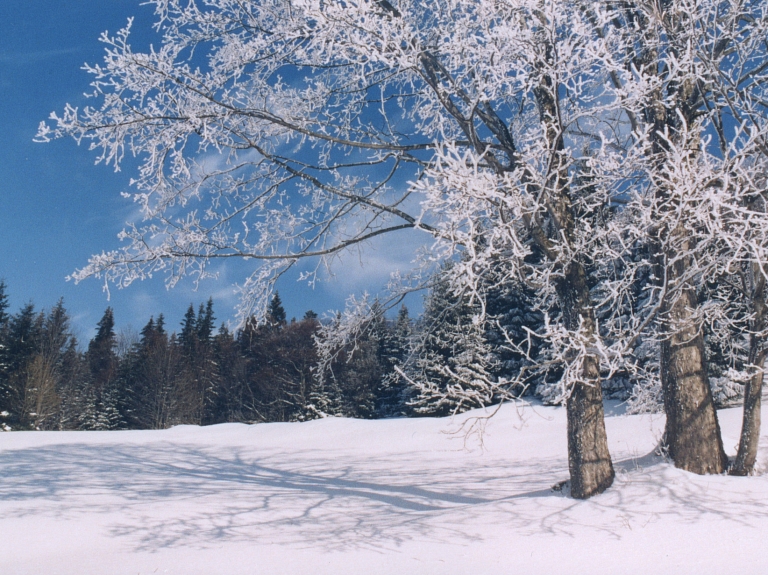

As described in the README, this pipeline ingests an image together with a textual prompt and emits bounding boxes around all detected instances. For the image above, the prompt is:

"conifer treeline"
[0,282,418,430]
[0,269,745,431]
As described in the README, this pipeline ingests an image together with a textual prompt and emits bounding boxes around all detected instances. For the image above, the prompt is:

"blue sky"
[0,1,422,340]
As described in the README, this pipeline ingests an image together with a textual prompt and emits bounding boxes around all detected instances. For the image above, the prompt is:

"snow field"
[2,402,767,575]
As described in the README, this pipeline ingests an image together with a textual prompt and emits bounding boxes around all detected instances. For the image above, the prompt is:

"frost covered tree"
[405,268,497,416]
[37,0,628,498]
[40,0,768,495]
[586,0,768,475]
[375,304,411,416]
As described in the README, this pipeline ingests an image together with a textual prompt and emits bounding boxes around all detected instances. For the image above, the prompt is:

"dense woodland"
[0,269,746,432]
[0,279,405,431]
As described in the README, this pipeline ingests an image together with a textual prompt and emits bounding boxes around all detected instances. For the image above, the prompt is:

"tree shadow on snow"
[1,439,767,552]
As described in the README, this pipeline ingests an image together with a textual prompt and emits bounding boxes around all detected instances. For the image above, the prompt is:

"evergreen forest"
[0,270,746,432]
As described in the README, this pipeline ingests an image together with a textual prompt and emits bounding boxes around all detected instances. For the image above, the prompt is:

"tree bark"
[527,38,614,497]
[640,44,728,473]
[556,263,615,499]
[730,349,765,475]
[658,240,727,474]
[731,269,766,476]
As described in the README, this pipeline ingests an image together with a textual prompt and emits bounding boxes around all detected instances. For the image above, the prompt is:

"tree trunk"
[630,5,727,475]
[658,242,727,474]
[523,30,615,497]
[556,263,615,499]
[731,270,766,476]
[730,349,764,476]
[567,355,615,498]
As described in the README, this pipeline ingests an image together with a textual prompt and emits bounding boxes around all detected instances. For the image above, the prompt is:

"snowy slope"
[2,402,767,575]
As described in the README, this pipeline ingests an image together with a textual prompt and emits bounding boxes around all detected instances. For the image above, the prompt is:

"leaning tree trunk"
[657,234,728,474]
[556,263,615,499]
[730,345,765,476]
[731,269,766,476]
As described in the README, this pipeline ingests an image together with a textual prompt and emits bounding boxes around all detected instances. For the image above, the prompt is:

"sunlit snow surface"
[2,401,767,574]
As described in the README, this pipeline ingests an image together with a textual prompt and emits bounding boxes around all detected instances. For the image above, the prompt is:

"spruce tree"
[483,271,547,399]
[210,323,247,423]
[0,279,10,333]
[195,298,219,424]
[24,300,73,430]
[130,316,182,429]
[57,337,88,430]
[375,305,411,416]
[2,303,40,428]
[405,269,495,416]
[179,304,198,351]
[267,292,287,327]
[87,307,117,389]
[0,281,11,428]
[83,308,120,429]
[196,298,216,343]
[128,315,165,429]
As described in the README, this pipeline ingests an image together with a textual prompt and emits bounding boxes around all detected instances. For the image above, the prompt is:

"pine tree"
[267,292,287,328]
[483,273,545,398]
[87,307,117,390]
[195,299,219,424]
[2,303,41,428]
[57,337,89,430]
[156,314,166,335]
[375,305,411,416]
[179,304,198,351]
[196,298,216,343]
[405,269,496,416]
[0,280,9,328]
[236,306,321,422]
[126,316,182,429]
[307,312,346,418]
[338,334,380,419]
[209,323,248,423]
[174,303,209,424]
[83,308,120,429]
[277,316,321,421]
[312,304,389,419]
[23,300,73,430]
[94,383,123,430]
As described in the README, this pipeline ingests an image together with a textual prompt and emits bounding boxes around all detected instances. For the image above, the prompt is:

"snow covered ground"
[2,401,767,575]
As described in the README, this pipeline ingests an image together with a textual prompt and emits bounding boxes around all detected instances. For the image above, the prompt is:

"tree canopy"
[39,0,768,496]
